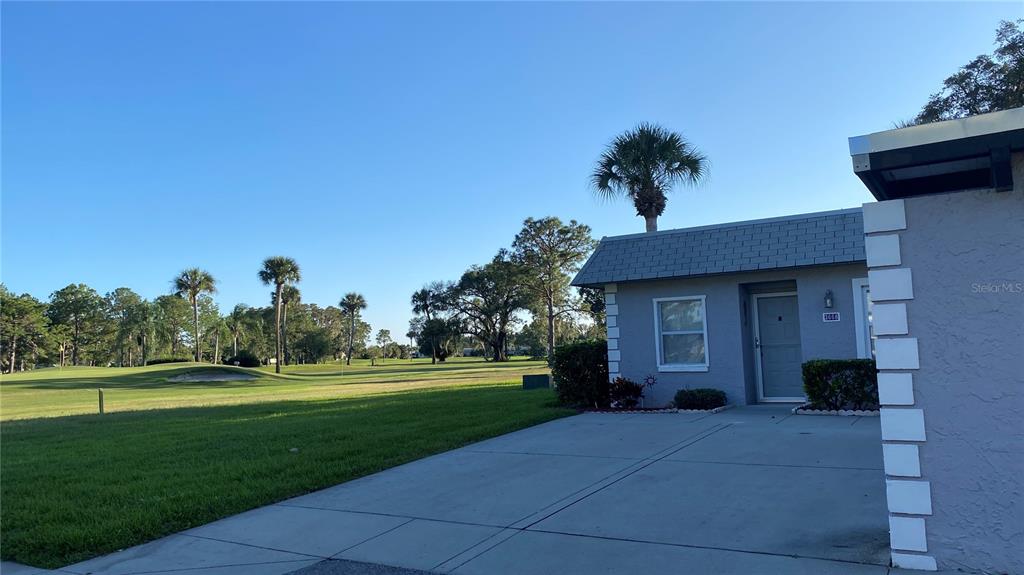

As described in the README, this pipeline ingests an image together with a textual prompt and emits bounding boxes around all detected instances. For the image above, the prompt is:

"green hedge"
[551,340,609,408]
[609,377,644,408]
[674,388,727,410]
[145,357,192,366]
[226,350,261,368]
[802,359,878,411]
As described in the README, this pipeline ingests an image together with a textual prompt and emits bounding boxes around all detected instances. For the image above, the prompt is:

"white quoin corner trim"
[863,199,936,571]
[605,284,620,381]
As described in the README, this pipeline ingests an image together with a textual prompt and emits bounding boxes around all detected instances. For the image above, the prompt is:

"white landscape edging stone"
[586,408,679,414]
[792,403,880,417]
[677,404,733,414]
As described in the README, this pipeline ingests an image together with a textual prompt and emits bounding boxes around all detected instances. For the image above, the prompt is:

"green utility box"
[522,374,551,390]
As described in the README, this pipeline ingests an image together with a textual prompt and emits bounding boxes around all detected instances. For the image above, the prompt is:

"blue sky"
[2,2,1018,338]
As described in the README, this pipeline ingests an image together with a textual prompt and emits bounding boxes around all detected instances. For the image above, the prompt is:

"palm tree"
[592,123,708,232]
[411,282,445,363]
[258,256,301,373]
[410,288,435,321]
[272,285,300,366]
[340,292,367,365]
[226,304,248,357]
[173,268,217,362]
[376,329,392,363]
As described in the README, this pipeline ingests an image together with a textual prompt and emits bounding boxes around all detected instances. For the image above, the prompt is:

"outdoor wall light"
[824,289,834,309]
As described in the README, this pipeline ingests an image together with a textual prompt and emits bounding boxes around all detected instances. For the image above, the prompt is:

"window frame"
[652,295,710,372]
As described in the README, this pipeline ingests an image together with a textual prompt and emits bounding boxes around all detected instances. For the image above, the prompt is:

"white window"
[653,296,709,372]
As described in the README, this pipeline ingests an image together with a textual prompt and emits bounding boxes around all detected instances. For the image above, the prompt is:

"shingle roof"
[571,208,865,287]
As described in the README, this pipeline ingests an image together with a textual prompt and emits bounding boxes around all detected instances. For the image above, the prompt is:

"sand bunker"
[167,370,257,382]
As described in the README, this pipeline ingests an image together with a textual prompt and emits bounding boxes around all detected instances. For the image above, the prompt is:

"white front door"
[753,293,805,402]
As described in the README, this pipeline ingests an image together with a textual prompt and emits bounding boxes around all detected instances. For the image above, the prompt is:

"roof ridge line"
[600,207,863,242]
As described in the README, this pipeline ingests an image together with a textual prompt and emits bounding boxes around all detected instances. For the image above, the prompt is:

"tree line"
[0,257,382,374]
[408,216,605,363]
[908,19,1022,125]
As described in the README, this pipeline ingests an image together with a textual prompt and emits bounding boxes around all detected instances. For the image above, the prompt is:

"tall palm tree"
[592,123,708,232]
[173,268,217,362]
[226,304,248,357]
[410,287,436,321]
[258,256,301,373]
[340,292,367,365]
[273,285,300,366]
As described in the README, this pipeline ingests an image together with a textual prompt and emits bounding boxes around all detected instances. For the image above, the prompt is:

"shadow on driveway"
[65,406,892,575]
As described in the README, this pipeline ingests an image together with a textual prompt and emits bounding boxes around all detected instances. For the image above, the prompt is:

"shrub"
[802,359,878,411]
[550,340,609,408]
[226,350,261,368]
[145,357,192,366]
[674,388,727,410]
[609,377,645,408]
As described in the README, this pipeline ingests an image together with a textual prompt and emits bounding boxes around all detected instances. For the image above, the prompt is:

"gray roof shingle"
[571,208,865,287]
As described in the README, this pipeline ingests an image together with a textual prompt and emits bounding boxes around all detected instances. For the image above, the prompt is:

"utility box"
[522,374,551,390]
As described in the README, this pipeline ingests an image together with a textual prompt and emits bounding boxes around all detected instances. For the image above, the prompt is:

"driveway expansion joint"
[519,528,891,569]
[661,458,883,472]
[515,423,733,531]
[179,533,324,560]
[329,518,417,559]
[461,449,644,462]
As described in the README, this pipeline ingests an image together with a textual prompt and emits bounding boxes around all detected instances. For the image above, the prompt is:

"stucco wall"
[898,157,1024,572]
[613,263,867,406]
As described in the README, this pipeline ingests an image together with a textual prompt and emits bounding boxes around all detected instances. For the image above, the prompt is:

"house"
[572,107,1022,573]
[571,208,871,407]
[848,107,1023,573]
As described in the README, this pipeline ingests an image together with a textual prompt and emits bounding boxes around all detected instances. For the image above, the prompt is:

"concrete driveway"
[58,405,893,575]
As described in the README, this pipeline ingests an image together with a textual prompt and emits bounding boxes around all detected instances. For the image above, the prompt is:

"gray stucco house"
[573,107,1022,573]
[572,208,872,407]
[848,107,1022,573]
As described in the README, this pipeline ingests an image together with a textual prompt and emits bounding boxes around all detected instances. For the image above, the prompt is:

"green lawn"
[0,357,548,421]
[0,359,573,568]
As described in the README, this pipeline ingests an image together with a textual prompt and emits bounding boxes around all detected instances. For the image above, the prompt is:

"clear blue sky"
[2,2,1018,338]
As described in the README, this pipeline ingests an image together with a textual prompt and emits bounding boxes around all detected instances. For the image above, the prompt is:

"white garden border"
[792,403,879,417]
[584,404,733,415]
[585,408,678,414]
[677,404,733,414]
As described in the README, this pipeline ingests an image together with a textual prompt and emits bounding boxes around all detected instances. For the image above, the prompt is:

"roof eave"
[849,108,1024,201]
[572,258,867,288]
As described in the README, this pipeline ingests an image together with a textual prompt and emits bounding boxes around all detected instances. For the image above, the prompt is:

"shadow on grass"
[2,382,551,424]
[0,384,572,569]
[273,359,547,378]
[7,366,281,391]
[8,361,548,391]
